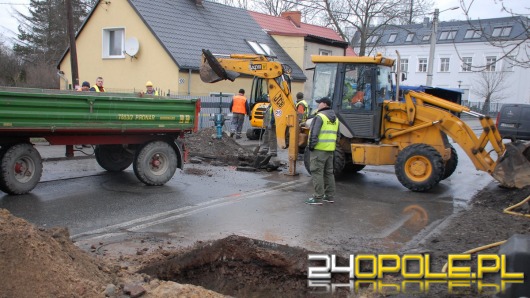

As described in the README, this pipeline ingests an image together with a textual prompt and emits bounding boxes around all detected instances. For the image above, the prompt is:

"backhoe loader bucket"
[492,141,530,188]
[200,49,240,83]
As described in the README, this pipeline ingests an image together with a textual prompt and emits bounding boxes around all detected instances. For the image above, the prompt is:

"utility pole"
[65,0,79,90]
[426,8,438,86]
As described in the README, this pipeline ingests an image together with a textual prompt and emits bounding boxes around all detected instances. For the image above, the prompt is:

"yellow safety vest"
[296,100,309,122]
[92,85,105,92]
[314,113,339,151]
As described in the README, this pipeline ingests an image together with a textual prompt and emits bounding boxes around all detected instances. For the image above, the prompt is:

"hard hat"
[146,81,153,87]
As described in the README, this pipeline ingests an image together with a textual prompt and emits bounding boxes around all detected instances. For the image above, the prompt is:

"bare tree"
[472,71,508,114]
[0,41,24,86]
[459,0,529,69]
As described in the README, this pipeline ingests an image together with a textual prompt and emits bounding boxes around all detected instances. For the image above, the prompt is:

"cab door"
[336,64,382,140]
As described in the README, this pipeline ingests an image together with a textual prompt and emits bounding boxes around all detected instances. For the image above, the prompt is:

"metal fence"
[172,94,253,133]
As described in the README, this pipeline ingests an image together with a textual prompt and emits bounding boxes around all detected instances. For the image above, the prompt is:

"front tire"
[95,145,134,172]
[0,143,43,195]
[133,141,177,186]
[395,144,444,192]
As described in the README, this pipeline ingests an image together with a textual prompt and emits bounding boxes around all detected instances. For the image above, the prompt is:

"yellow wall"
[60,0,180,93]
[271,35,305,70]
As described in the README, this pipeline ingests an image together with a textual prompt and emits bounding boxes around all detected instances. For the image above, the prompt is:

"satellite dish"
[125,37,140,57]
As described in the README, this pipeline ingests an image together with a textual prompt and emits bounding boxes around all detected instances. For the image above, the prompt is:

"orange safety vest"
[232,95,247,114]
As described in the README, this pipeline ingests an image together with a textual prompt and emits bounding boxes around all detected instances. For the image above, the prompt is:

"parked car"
[496,104,530,140]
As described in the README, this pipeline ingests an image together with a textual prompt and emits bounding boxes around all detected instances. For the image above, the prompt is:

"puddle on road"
[139,235,353,296]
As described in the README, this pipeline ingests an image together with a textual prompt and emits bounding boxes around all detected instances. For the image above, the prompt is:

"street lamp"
[426,6,459,86]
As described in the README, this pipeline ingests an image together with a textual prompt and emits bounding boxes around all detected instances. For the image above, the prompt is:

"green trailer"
[0,87,200,195]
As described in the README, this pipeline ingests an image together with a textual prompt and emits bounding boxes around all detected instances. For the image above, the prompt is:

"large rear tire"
[442,145,458,180]
[133,141,177,186]
[395,144,444,192]
[95,145,134,172]
[0,143,43,195]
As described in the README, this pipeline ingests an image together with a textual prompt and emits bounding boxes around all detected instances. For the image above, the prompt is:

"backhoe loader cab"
[311,55,394,140]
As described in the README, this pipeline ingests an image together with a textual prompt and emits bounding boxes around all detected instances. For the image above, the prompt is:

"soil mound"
[0,209,112,298]
[185,127,255,166]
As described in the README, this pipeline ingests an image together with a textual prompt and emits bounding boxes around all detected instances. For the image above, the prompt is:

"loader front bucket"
[200,49,240,83]
[492,141,530,188]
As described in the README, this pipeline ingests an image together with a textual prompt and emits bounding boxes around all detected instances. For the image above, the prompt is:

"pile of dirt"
[185,127,255,166]
[0,209,113,297]
[0,209,227,298]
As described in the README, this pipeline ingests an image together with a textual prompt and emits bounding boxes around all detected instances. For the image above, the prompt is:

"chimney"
[423,17,430,27]
[281,11,302,28]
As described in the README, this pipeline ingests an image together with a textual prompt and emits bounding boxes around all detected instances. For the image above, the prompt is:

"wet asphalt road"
[0,117,496,254]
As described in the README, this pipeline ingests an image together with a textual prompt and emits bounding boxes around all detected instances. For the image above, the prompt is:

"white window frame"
[319,49,331,56]
[102,27,125,59]
[418,58,427,72]
[422,35,430,42]
[485,56,497,72]
[492,26,512,37]
[367,35,379,43]
[388,33,397,43]
[462,57,473,72]
[405,33,414,42]
[400,58,409,73]
[464,29,482,39]
[439,57,450,72]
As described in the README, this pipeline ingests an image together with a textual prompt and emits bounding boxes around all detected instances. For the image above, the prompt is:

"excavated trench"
[139,235,351,297]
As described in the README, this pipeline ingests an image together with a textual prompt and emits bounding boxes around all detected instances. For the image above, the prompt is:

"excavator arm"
[386,90,530,188]
[200,49,299,175]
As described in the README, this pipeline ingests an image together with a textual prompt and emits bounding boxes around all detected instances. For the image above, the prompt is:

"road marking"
[71,180,301,240]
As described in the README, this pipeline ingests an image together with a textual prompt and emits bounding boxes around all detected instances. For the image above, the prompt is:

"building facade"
[355,16,530,105]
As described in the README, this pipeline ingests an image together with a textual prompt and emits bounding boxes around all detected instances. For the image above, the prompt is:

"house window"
[462,57,472,72]
[492,26,512,37]
[485,56,497,72]
[418,58,427,72]
[503,56,515,72]
[400,58,409,73]
[440,58,450,72]
[319,49,331,56]
[388,33,397,43]
[439,30,457,40]
[367,35,379,43]
[102,28,124,58]
[405,33,414,42]
[422,35,431,42]
[464,29,481,39]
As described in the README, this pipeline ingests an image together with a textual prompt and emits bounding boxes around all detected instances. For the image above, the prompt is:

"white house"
[354,16,530,105]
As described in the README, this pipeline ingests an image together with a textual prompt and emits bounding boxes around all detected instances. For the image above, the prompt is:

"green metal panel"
[0,88,198,132]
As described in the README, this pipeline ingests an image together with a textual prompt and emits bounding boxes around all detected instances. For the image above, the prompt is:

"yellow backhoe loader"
[300,54,530,191]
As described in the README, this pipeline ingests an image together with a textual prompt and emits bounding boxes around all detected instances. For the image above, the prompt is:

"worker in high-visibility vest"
[306,96,339,205]
[90,77,105,92]
[145,81,159,96]
[295,92,309,124]
[229,88,249,139]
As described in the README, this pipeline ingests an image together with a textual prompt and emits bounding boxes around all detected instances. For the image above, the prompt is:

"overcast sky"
[0,0,527,44]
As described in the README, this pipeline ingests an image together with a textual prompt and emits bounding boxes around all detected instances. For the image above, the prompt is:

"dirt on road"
[1,128,530,297]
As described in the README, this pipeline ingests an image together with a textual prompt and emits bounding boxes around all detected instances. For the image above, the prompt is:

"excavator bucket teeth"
[492,141,530,188]
[200,49,240,83]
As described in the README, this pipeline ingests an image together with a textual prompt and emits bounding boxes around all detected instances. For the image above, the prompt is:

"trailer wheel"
[95,145,134,172]
[395,144,444,192]
[0,143,43,195]
[442,145,458,180]
[133,141,177,186]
